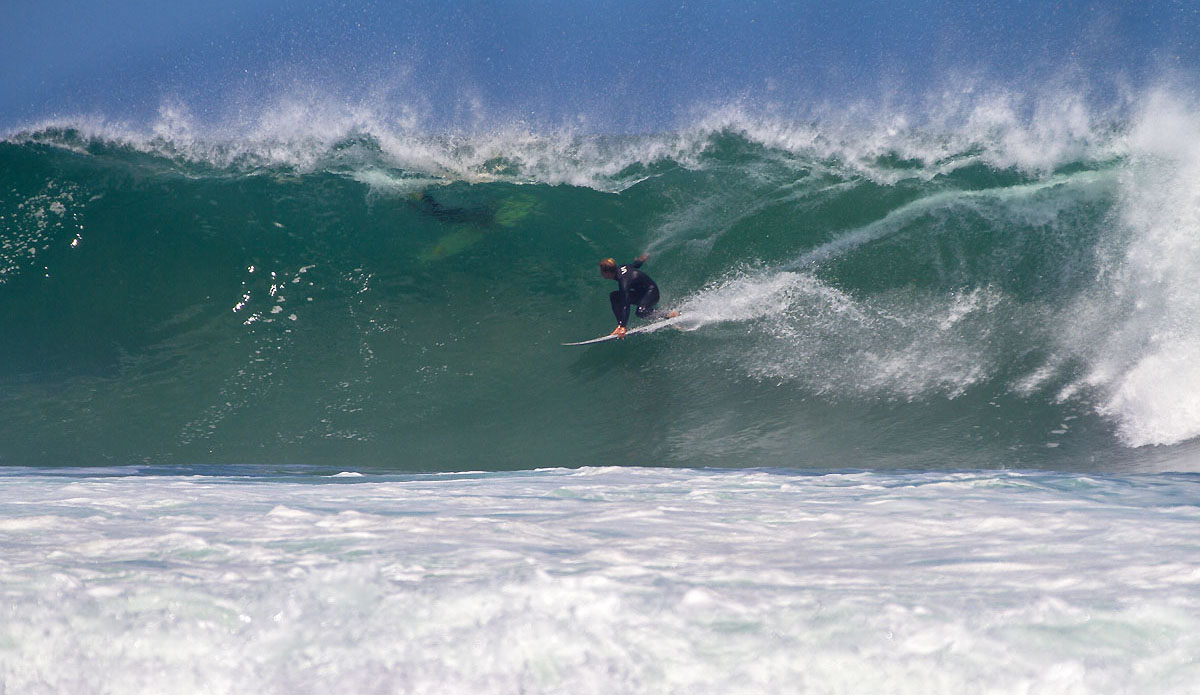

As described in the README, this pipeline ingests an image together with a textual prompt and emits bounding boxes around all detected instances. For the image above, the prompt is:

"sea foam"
[1,467,1198,694]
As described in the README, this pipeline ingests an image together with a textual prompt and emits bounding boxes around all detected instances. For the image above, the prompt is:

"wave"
[4,87,1200,471]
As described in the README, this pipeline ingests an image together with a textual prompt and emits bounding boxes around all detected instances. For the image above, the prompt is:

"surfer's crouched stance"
[600,254,677,339]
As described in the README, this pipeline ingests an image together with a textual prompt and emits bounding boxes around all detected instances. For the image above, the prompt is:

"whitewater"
[3,466,1199,694]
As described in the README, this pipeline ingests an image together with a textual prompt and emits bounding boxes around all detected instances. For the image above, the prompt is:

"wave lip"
[5,79,1134,189]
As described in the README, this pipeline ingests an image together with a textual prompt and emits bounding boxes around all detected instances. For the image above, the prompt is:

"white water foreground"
[1,466,1198,694]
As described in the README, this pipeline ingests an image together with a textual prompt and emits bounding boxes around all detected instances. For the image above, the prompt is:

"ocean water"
[7,94,1200,471]
[6,1,1200,692]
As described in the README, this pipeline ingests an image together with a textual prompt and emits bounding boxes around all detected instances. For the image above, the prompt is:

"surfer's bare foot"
[610,325,627,339]
[667,311,679,318]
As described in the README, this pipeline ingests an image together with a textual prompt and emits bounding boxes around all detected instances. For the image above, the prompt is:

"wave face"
[5,92,1200,472]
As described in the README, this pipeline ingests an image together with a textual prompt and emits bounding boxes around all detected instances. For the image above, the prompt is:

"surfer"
[600,254,677,339]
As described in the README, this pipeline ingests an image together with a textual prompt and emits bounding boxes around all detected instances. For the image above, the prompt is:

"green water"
[1,126,1196,471]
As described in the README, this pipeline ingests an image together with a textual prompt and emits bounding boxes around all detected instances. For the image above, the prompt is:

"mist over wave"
[4,82,1200,471]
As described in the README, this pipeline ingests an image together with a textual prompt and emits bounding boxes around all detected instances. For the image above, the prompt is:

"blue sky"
[4,0,1199,133]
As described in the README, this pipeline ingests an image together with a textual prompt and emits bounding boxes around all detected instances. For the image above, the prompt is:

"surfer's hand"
[611,325,627,339]
[636,253,649,263]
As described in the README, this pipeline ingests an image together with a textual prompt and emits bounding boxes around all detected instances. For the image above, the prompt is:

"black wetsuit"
[609,259,662,327]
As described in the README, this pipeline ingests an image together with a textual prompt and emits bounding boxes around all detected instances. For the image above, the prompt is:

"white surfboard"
[562,314,686,346]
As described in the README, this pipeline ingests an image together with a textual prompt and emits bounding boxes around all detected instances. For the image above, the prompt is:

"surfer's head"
[599,258,617,279]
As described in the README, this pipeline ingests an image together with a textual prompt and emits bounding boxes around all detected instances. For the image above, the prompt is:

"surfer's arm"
[631,253,648,268]
[614,292,632,327]
[613,277,634,327]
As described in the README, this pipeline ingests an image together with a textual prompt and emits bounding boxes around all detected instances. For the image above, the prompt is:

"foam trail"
[785,171,1111,271]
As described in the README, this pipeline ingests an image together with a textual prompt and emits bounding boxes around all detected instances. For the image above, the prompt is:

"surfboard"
[562,313,686,346]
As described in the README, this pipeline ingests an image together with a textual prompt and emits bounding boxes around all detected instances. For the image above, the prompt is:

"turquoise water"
[5,98,1200,472]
